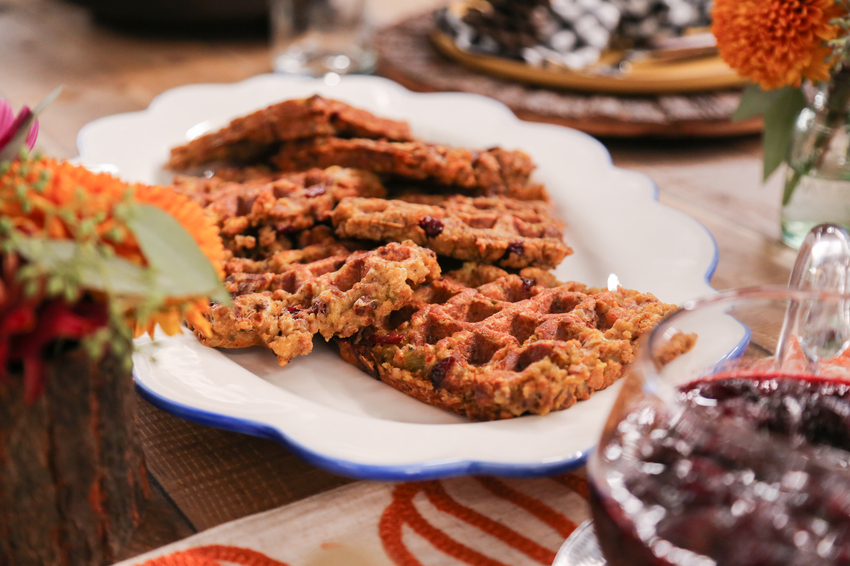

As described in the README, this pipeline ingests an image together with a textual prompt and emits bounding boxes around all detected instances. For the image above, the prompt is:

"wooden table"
[1,0,800,561]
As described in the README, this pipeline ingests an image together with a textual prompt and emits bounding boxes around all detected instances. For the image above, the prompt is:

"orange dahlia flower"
[0,156,225,338]
[712,0,843,90]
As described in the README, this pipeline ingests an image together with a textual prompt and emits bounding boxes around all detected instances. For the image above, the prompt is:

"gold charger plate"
[431,29,747,95]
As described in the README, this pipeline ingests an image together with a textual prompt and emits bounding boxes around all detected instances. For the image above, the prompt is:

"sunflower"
[712,0,843,90]
[0,156,225,338]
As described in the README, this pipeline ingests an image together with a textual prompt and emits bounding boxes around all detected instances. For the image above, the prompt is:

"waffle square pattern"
[339,264,680,421]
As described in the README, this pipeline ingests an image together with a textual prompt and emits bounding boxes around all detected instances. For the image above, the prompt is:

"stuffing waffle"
[170,96,685,421]
[173,166,385,256]
[167,95,413,169]
[331,195,571,269]
[270,137,548,200]
[193,241,441,366]
[337,264,683,421]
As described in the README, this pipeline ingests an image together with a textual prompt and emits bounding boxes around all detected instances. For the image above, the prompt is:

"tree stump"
[0,347,149,566]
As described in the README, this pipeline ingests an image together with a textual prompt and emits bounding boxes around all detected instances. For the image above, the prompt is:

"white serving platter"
[78,74,717,480]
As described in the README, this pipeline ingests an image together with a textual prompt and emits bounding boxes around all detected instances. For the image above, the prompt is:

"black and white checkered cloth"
[613,0,712,44]
[435,0,712,70]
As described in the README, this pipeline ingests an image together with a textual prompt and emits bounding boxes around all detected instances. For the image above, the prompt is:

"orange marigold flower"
[0,156,225,338]
[712,0,843,90]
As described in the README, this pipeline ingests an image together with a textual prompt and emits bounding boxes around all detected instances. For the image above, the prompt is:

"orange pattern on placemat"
[380,474,589,566]
[474,477,577,539]
[381,482,511,566]
[134,544,290,566]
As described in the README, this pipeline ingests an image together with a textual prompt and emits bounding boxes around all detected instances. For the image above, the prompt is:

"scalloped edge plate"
[77,74,717,480]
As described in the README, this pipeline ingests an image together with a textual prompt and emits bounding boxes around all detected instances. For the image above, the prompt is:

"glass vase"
[781,77,850,249]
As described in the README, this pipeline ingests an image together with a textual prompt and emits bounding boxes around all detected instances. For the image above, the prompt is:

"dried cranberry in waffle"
[167,95,413,169]
[191,241,441,367]
[331,196,571,269]
[270,137,548,200]
[338,266,680,420]
[173,166,385,256]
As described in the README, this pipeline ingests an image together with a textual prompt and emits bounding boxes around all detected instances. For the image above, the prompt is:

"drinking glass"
[577,225,850,566]
[587,283,850,565]
[270,0,376,77]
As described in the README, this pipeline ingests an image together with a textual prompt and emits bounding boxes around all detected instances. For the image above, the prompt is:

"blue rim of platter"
[134,375,594,481]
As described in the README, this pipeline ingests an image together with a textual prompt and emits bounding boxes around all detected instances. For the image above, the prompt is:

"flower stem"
[783,168,804,205]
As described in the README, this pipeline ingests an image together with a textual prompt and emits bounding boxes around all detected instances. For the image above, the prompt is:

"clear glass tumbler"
[270,0,376,77]
[588,285,850,565]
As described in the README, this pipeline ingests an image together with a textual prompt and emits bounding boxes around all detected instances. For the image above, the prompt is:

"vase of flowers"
[782,71,850,248]
[0,94,228,565]
[712,0,850,249]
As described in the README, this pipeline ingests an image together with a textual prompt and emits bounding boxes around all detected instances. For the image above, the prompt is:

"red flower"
[0,254,109,403]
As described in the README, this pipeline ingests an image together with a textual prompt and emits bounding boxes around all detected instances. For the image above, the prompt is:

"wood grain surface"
[1,0,796,561]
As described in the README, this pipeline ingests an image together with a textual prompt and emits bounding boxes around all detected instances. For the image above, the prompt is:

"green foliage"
[0,153,228,366]
[733,84,807,181]
[830,2,850,62]
[762,89,807,182]
[127,205,230,305]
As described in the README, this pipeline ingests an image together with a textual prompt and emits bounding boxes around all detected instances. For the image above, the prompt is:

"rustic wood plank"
[0,349,148,566]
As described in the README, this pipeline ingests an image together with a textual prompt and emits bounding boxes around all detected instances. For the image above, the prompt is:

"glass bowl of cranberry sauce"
[588,286,850,566]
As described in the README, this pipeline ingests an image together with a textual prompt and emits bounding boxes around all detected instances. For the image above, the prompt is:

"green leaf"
[733,84,778,121]
[733,83,809,179]
[733,84,807,125]
[762,88,807,181]
[15,238,152,296]
[126,204,230,304]
[32,86,63,115]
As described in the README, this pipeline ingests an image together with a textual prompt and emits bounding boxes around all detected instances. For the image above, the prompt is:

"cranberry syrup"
[590,375,850,566]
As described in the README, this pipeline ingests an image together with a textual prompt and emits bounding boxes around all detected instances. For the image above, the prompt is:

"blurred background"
[0,0,791,288]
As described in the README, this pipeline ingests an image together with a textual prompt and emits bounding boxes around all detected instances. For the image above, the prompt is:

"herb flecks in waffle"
[190,241,441,366]
[338,265,679,420]
[168,95,413,169]
[332,195,571,269]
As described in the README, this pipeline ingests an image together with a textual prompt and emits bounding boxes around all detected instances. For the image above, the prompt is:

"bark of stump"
[0,348,149,566]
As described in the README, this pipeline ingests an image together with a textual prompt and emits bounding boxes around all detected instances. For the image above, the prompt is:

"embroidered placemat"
[117,473,590,566]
